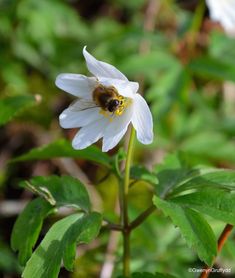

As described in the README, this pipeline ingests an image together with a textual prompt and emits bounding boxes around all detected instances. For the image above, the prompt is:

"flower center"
[92,84,130,117]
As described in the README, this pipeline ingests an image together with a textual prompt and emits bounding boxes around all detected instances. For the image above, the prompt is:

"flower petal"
[102,105,133,151]
[102,128,128,152]
[55,73,96,99]
[99,77,137,98]
[83,46,128,81]
[59,100,102,128]
[72,118,109,150]
[129,81,139,94]
[131,94,153,144]
[206,0,235,34]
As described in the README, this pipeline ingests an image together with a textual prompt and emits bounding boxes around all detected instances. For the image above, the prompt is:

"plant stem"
[199,224,233,278]
[122,126,136,277]
[189,0,205,52]
[217,224,233,252]
[129,204,156,230]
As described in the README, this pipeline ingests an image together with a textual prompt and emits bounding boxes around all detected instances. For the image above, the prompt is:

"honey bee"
[92,84,124,113]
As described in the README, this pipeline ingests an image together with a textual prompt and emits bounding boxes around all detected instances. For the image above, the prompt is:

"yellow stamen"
[114,96,132,116]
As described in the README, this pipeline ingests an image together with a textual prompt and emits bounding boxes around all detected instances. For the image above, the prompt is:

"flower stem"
[122,126,136,277]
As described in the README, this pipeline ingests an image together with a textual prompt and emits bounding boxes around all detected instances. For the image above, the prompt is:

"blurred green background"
[1,0,235,277]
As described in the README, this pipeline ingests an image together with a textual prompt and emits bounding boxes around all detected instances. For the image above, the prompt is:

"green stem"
[122,126,136,277]
[129,204,156,230]
[189,0,205,51]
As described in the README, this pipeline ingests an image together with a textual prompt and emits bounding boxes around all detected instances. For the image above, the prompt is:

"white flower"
[206,0,235,35]
[55,47,153,152]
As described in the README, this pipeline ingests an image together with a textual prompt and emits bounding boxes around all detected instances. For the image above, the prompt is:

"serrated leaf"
[22,212,102,278]
[21,175,91,212]
[153,196,217,265]
[154,154,235,198]
[11,198,53,265]
[171,189,235,225]
[0,95,37,126]
[172,170,235,196]
[153,154,199,198]
[11,139,111,167]
[156,168,196,198]
[130,166,158,185]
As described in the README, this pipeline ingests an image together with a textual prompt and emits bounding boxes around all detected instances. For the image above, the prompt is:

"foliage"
[1,0,235,278]
[22,212,102,278]
[11,139,111,167]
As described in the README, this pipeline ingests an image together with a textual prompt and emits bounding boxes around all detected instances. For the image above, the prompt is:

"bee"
[92,84,124,113]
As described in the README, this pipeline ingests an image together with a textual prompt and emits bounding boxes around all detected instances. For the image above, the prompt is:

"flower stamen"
[93,84,131,117]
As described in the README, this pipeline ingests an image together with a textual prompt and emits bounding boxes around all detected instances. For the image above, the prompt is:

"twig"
[217,224,234,252]
[199,224,234,278]
[103,219,123,232]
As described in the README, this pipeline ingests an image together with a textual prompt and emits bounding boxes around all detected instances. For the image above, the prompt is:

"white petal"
[55,73,96,99]
[102,128,128,152]
[131,94,153,144]
[59,100,101,128]
[72,118,109,150]
[102,105,133,151]
[83,46,128,81]
[129,81,139,94]
[221,3,235,32]
[99,77,136,98]
[206,0,235,34]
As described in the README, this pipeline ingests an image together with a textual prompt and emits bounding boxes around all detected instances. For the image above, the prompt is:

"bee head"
[107,99,120,112]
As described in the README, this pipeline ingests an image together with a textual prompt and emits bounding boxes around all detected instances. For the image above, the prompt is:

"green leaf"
[0,95,36,126]
[22,212,102,278]
[173,169,235,196]
[171,189,235,225]
[11,198,53,265]
[188,56,235,82]
[11,139,111,167]
[154,154,198,198]
[156,168,195,198]
[153,196,217,265]
[130,166,158,185]
[21,175,91,212]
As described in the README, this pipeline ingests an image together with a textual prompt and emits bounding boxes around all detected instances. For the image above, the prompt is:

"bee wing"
[69,99,99,112]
